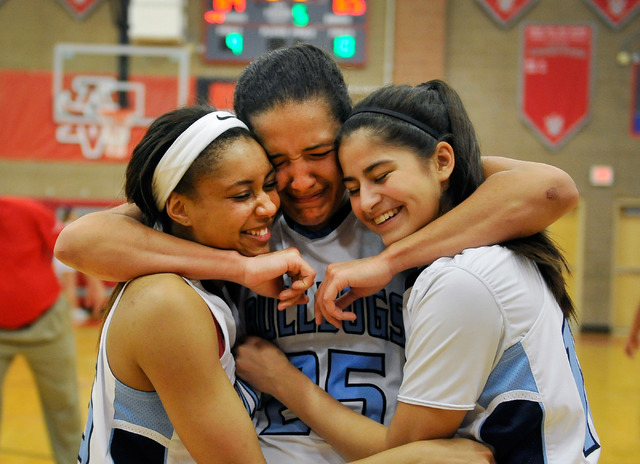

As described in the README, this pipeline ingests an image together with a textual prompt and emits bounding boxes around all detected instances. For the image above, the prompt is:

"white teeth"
[246,228,268,236]
[373,208,399,225]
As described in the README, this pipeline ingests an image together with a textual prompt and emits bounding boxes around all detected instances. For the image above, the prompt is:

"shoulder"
[407,246,515,316]
[118,274,209,326]
[421,246,521,287]
[440,245,513,267]
[403,250,507,363]
[407,245,542,323]
[112,274,222,362]
[125,273,193,301]
[412,245,503,283]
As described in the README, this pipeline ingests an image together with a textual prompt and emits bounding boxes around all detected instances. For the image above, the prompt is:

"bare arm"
[349,440,495,464]
[55,203,247,281]
[55,203,315,302]
[315,157,579,325]
[236,337,489,463]
[112,276,266,463]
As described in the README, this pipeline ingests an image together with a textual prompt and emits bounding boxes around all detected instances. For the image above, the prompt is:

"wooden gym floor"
[0,325,638,463]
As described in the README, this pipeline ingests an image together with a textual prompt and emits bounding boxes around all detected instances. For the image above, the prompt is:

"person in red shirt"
[0,195,82,464]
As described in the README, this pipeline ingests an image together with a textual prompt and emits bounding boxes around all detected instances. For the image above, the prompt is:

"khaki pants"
[0,295,82,464]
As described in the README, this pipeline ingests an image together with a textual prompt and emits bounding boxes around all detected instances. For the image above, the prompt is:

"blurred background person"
[0,195,82,464]
[625,299,640,358]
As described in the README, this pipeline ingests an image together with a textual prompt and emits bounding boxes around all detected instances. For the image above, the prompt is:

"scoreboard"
[202,0,368,65]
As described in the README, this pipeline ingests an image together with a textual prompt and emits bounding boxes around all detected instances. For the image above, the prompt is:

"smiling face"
[249,99,346,231]
[339,129,453,246]
[168,137,280,257]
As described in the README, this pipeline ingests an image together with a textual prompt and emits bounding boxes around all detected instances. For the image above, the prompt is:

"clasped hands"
[246,248,394,328]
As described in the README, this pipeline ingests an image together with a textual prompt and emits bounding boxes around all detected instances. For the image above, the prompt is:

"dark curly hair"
[339,80,575,320]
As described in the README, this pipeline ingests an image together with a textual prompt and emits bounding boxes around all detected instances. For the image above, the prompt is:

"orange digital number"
[211,0,246,13]
[332,0,366,16]
[205,0,246,24]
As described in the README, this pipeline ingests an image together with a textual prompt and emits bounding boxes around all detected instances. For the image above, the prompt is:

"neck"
[284,199,352,239]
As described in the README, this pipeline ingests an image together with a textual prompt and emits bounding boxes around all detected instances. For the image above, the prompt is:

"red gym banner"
[0,70,191,163]
[519,23,594,150]
[0,70,238,163]
[583,0,640,29]
[56,0,104,20]
[476,0,539,28]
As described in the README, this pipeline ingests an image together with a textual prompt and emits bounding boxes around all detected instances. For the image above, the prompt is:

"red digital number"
[212,0,246,13]
[332,0,366,16]
[204,0,247,24]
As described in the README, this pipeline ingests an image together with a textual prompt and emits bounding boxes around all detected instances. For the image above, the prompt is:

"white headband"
[152,110,248,210]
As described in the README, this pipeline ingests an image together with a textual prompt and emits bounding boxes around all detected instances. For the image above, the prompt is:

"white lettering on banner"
[54,76,148,160]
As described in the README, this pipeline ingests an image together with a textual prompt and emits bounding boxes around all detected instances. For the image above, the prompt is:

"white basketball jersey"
[78,278,258,464]
[238,210,408,464]
[400,245,600,464]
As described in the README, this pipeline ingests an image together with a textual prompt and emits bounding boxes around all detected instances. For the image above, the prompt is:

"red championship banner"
[520,24,594,150]
[57,0,104,21]
[0,70,193,162]
[476,0,539,28]
[583,0,640,29]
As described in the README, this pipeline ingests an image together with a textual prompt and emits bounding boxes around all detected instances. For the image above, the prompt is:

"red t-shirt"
[0,196,62,329]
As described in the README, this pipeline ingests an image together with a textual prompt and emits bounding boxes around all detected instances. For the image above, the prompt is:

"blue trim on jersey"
[77,399,94,463]
[235,377,260,417]
[110,428,167,463]
[113,379,174,441]
[562,320,601,457]
[478,342,538,409]
[479,400,545,464]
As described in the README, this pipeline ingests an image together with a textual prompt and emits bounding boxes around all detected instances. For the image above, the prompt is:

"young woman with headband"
[77,106,311,463]
[235,81,600,464]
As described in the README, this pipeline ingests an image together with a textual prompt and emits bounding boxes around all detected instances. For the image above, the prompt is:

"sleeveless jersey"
[238,211,407,464]
[78,278,258,464]
[401,245,600,464]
